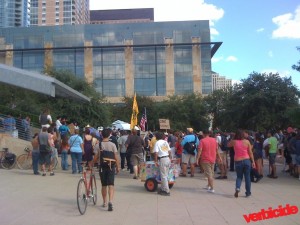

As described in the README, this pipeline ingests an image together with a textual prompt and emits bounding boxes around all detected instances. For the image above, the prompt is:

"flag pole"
[145,107,148,131]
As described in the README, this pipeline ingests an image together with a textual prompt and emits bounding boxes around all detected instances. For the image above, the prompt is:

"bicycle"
[0,148,17,169]
[77,162,97,215]
[16,147,32,170]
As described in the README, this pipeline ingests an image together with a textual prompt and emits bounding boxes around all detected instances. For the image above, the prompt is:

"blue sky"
[90,0,300,87]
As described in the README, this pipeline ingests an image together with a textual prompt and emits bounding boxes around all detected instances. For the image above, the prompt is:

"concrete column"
[44,42,53,70]
[192,37,202,94]
[124,39,134,97]
[84,41,93,84]
[165,38,175,96]
[4,45,13,66]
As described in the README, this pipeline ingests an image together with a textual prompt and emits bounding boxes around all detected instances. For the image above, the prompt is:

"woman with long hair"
[228,129,255,198]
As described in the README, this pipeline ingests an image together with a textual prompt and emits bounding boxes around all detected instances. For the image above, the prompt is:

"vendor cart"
[140,159,181,192]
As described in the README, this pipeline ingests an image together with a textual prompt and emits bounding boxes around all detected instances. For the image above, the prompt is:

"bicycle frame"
[81,167,94,195]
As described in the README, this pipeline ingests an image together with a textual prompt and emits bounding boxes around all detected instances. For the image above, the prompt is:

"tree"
[292,47,300,73]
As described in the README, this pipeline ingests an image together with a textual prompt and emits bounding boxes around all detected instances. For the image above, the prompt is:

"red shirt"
[198,136,217,164]
[175,141,183,155]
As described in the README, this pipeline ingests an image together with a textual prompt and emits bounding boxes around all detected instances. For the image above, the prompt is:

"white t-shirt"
[216,135,222,153]
[153,139,171,158]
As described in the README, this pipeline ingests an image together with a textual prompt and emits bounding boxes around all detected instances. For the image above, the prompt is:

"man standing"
[94,128,119,211]
[180,128,199,177]
[267,130,278,179]
[118,130,128,171]
[196,130,221,193]
[153,132,172,196]
[215,131,228,179]
[125,129,144,179]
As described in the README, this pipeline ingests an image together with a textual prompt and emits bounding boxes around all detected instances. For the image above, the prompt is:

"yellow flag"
[130,93,139,129]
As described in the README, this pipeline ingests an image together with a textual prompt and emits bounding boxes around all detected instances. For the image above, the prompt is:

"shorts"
[201,162,214,178]
[295,155,300,166]
[219,152,227,165]
[182,153,196,164]
[39,152,51,165]
[130,153,144,166]
[269,153,276,165]
[99,166,115,186]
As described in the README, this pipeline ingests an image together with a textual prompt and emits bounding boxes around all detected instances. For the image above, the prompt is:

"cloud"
[226,56,238,62]
[256,28,264,32]
[272,6,300,39]
[211,56,224,63]
[268,51,273,58]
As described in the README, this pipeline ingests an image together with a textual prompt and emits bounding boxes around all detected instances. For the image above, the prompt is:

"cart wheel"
[169,183,174,189]
[144,178,158,192]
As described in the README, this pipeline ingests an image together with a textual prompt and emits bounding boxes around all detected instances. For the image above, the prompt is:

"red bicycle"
[77,162,97,215]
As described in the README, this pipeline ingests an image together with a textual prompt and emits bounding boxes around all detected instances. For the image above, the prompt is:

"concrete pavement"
[0,162,299,225]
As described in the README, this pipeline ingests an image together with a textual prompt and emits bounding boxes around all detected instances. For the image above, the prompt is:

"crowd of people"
[25,108,300,211]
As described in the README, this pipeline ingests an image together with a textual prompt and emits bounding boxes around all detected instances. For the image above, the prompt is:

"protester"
[69,128,84,174]
[118,130,128,171]
[267,130,278,179]
[38,126,54,176]
[94,128,119,211]
[60,135,70,170]
[125,129,144,179]
[196,130,221,193]
[39,108,52,128]
[153,132,171,196]
[180,128,199,177]
[228,129,255,198]
[31,133,40,175]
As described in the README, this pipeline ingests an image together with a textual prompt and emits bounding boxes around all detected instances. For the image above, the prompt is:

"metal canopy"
[0,64,90,102]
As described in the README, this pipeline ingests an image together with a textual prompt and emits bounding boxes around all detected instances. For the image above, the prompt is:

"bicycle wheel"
[17,154,32,170]
[77,178,87,215]
[91,174,97,205]
[1,155,16,169]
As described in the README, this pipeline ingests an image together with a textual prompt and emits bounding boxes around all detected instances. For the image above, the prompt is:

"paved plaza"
[0,162,299,225]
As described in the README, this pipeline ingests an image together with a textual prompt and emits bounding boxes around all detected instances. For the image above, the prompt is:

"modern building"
[30,0,89,26]
[212,72,232,91]
[0,0,30,28]
[0,20,222,103]
[90,8,154,24]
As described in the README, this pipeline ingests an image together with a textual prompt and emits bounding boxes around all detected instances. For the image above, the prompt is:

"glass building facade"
[0,20,222,102]
[0,0,30,28]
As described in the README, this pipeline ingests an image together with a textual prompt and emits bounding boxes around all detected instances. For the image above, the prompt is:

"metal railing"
[0,113,39,141]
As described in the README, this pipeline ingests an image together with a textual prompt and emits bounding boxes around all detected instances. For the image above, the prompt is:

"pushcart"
[140,159,181,192]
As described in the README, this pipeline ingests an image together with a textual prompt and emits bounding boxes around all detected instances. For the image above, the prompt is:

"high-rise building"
[90,8,154,24]
[30,0,90,26]
[0,20,222,103]
[212,72,232,91]
[0,0,30,28]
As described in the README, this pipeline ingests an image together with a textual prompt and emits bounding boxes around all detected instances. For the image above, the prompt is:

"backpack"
[220,135,228,151]
[184,135,197,155]
[99,142,116,170]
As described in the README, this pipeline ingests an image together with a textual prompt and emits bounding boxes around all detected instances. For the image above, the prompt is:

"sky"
[90,0,300,87]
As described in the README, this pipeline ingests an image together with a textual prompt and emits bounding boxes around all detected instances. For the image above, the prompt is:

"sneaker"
[234,189,240,198]
[42,173,46,176]
[207,189,215,193]
[50,172,55,176]
[34,172,41,175]
[179,174,187,177]
[133,176,138,179]
[159,191,170,196]
[122,168,127,171]
[157,189,162,194]
[204,185,212,190]
[108,202,113,211]
[255,176,263,183]
[246,194,251,197]
[102,203,107,208]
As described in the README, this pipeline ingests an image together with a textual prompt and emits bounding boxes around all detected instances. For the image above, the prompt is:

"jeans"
[120,152,127,169]
[32,151,40,174]
[61,150,68,170]
[235,159,251,196]
[126,153,133,172]
[71,152,82,173]
[159,157,171,193]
